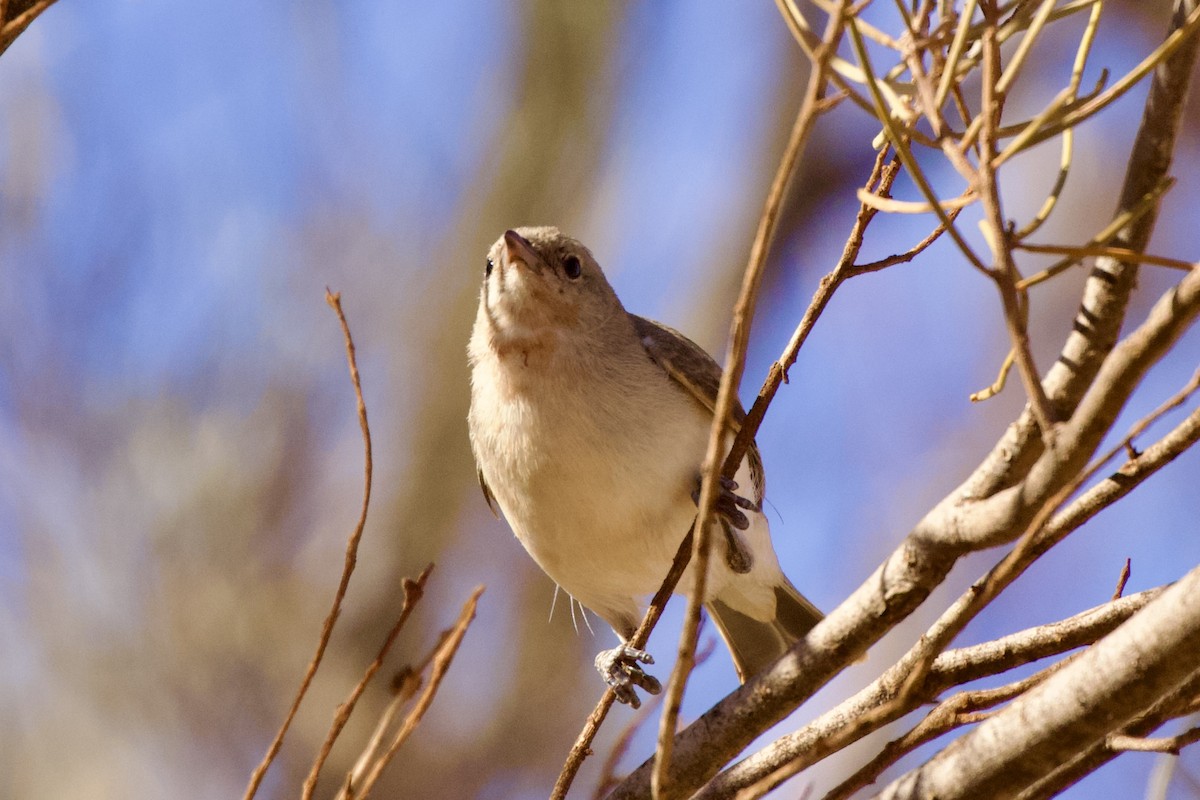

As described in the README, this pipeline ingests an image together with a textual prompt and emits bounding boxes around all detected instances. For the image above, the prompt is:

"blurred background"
[1,1,1198,798]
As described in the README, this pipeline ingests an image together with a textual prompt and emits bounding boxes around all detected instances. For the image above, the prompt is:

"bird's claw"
[693,476,757,574]
[595,644,662,708]
[691,477,759,530]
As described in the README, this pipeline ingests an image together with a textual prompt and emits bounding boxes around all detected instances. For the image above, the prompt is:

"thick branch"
[698,588,1164,799]
[876,565,1200,799]
[1017,674,1200,800]
[923,263,1200,551]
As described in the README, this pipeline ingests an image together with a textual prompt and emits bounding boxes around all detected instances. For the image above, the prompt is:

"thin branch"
[735,147,898,458]
[342,586,485,800]
[552,531,691,798]
[1108,727,1200,754]
[1112,558,1132,601]
[820,654,1081,800]
[959,0,1200,504]
[969,347,1015,403]
[1017,4,1200,151]
[1014,179,1173,291]
[592,637,716,800]
[846,15,988,274]
[244,290,374,800]
[302,565,435,800]
[853,188,976,214]
[337,668,423,800]
[591,677,665,800]
[977,6,1059,441]
[852,205,961,273]
[1017,243,1195,273]
[653,5,851,795]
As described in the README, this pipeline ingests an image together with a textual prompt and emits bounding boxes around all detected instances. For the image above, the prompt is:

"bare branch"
[960,0,1200,502]
[245,291,374,800]
[303,565,434,800]
[1112,559,1132,601]
[820,655,1079,800]
[340,586,484,800]
[699,588,1164,799]
[1108,727,1200,754]
[1017,242,1195,273]
[1019,670,1200,799]
[976,10,1058,440]
[875,566,1200,799]
[653,6,852,794]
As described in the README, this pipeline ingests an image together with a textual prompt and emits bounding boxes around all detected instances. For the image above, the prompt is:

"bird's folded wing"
[630,314,765,499]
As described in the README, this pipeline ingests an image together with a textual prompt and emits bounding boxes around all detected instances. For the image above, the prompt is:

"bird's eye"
[485,257,494,277]
[563,255,582,280]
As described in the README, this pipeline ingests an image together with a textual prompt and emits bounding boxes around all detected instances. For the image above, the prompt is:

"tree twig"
[1108,727,1200,754]
[302,565,434,800]
[960,0,1200,503]
[653,5,852,795]
[340,586,485,799]
[244,290,374,800]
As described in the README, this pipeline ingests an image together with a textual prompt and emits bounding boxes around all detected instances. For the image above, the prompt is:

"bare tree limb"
[819,656,1079,800]
[874,565,1200,799]
[698,588,1166,799]
[654,3,851,792]
[1017,670,1200,800]
[339,586,485,800]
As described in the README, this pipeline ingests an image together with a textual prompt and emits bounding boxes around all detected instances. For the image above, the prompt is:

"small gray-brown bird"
[468,227,821,706]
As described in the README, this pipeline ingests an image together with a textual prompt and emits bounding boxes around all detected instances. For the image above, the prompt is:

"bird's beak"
[503,230,543,273]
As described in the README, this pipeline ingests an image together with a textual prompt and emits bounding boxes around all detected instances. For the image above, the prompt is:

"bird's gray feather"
[630,314,765,501]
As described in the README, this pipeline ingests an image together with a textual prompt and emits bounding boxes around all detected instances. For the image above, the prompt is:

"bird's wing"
[630,314,765,499]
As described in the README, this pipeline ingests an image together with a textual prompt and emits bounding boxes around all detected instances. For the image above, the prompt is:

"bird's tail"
[706,579,823,682]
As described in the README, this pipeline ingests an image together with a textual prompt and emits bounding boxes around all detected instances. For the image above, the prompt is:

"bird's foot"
[692,476,757,574]
[595,644,661,708]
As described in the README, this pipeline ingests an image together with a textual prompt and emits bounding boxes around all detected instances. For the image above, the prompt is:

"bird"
[467,226,822,707]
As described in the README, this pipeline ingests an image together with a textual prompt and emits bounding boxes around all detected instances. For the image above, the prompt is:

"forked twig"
[302,565,435,800]
[339,586,485,799]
